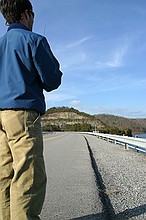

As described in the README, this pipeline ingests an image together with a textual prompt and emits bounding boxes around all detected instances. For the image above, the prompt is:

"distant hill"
[41,107,104,131]
[41,107,146,134]
[94,114,146,133]
[132,118,146,131]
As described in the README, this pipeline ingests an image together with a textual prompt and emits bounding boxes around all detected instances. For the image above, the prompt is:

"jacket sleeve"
[33,37,63,92]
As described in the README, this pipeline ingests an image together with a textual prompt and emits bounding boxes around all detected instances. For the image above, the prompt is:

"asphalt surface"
[41,132,106,220]
[40,132,146,220]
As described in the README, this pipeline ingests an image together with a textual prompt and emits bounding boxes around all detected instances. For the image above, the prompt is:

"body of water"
[134,133,146,139]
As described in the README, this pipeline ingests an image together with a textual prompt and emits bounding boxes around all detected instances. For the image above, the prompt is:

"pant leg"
[0,115,13,220]
[2,110,47,220]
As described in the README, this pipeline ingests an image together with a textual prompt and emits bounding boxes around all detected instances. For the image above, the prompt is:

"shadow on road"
[84,136,116,219]
[116,204,146,219]
[71,203,146,220]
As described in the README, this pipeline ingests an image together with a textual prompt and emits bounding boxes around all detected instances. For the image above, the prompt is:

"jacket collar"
[7,23,30,32]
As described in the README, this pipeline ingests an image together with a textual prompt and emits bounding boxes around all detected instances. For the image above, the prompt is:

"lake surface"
[135,133,146,139]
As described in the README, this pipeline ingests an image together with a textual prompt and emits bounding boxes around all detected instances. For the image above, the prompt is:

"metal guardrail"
[83,132,146,154]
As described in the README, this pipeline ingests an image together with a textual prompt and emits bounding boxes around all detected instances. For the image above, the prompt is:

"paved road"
[40,132,146,220]
[40,132,106,220]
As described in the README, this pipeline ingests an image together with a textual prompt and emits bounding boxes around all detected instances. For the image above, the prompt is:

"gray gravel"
[83,134,146,220]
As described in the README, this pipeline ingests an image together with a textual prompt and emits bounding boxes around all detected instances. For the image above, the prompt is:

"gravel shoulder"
[83,134,146,220]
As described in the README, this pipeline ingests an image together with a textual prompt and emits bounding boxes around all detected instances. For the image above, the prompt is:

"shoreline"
[133,133,146,139]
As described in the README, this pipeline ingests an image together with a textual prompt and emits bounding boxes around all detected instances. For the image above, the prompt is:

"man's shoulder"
[27,31,48,49]
[0,29,48,51]
[21,29,44,42]
[6,28,45,44]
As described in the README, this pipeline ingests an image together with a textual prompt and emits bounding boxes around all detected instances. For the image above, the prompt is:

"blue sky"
[0,0,146,118]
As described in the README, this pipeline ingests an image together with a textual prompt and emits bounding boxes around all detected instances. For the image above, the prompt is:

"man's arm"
[33,37,63,92]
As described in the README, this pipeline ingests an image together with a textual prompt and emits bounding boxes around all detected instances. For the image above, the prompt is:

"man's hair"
[0,0,32,24]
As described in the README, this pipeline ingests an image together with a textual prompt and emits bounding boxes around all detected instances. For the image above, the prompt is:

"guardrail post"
[125,143,129,150]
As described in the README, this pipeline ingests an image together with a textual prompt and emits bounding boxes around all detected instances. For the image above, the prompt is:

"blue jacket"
[0,23,62,114]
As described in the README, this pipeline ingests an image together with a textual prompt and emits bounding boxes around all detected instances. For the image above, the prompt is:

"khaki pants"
[0,110,47,220]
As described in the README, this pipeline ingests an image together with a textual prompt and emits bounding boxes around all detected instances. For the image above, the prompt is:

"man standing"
[0,0,62,219]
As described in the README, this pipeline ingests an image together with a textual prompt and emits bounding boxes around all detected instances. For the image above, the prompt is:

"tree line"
[42,123,132,136]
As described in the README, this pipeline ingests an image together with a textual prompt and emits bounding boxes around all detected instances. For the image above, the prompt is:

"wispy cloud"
[86,75,146,93]
[55,36,93,71]
[55,36,93,55]
[70,100,81,106]
[61,51,87,71]
[66,36,93,49]
[58,38,129,73]
[106,45,128,67]
[96,43,128,69]
[44,91,75,102]
[76,105,146,118]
